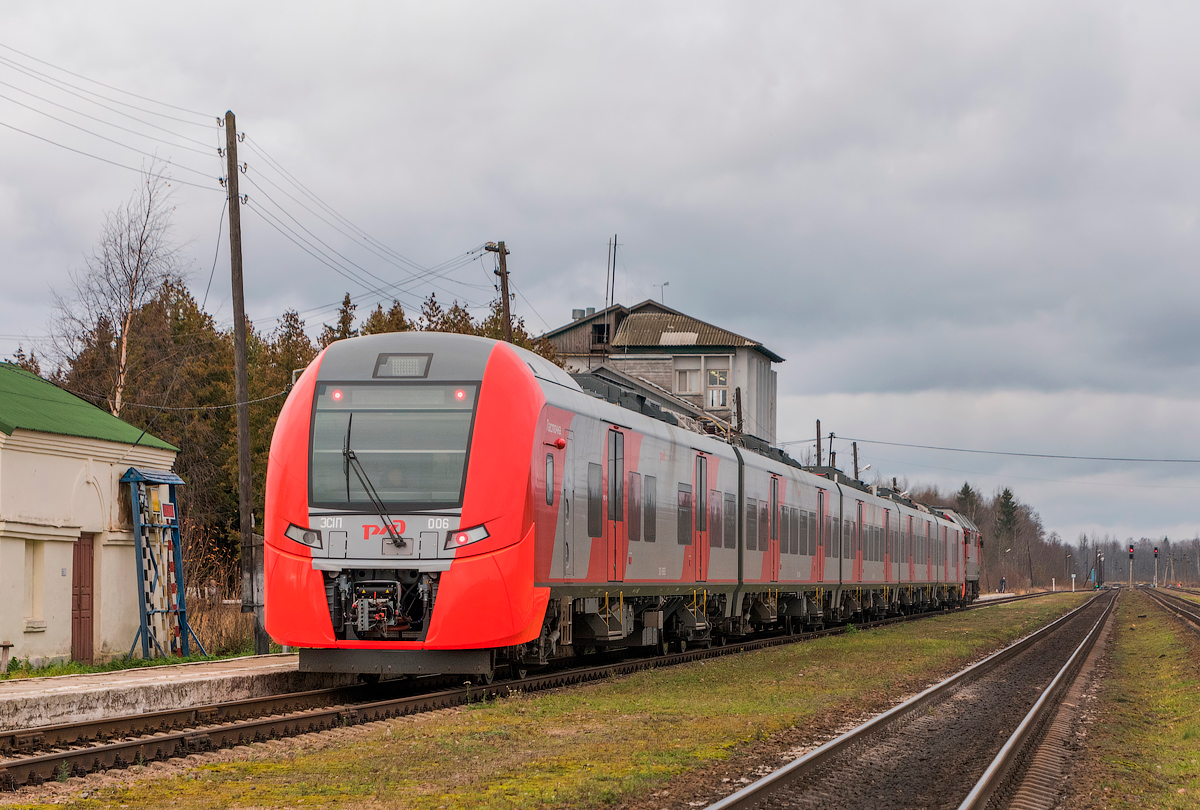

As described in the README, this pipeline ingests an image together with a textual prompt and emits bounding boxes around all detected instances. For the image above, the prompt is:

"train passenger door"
[769,476,780,582]
[606,429,625,582]
[883,509,891,583]
[817,489,827,582]
[561,430,575,578]
[694,454,708,582]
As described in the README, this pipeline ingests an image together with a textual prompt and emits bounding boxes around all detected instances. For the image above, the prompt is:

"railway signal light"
[1129,544,1134,559]
[1154,547,1159,558]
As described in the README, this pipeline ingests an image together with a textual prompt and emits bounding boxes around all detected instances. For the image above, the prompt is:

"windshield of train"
[310,383,479,510]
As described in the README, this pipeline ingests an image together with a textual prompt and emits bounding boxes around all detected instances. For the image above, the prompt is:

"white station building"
[0,363,177,667]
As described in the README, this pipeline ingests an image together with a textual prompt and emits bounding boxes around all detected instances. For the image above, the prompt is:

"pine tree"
[361,300,413,335]
[955,482,980,521]
[9,346,41,376]
[318,294,358,347]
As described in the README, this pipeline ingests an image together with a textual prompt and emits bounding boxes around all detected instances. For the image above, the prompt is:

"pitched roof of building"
[0,363,177,451]
[542,299,785,362]
[612,304,785,363]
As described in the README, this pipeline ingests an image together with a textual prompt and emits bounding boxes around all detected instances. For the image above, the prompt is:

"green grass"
[6,593,1091,810]
[1071,590,1200,808]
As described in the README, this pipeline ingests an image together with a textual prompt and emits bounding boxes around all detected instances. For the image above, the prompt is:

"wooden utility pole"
[816,420,822,467]
[852,441,859,480]
[486,241,512,342]
[225,111,268,655]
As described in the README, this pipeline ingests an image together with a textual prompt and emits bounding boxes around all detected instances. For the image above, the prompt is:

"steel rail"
[1146,588,1200,629]
[957,591,1115,810]
[704,592,1104,810]
[0,591,1042,790]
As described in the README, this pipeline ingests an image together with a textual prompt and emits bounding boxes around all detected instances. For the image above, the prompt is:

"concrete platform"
[0,654,360,732]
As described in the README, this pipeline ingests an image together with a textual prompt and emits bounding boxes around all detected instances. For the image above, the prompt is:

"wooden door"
[72,533,95,664]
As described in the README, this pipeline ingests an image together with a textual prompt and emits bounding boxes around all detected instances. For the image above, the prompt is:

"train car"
[264,332,980,677]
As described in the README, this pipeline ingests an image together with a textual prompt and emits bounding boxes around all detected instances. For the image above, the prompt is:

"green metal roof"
[0,363,177,451]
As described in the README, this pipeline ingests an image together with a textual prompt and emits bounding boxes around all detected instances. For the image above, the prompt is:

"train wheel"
[673,638,688,653]
[473,670,494,686]
[655,637,669,657]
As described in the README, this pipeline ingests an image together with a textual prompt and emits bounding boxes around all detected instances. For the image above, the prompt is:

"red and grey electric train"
[264,332,981,676]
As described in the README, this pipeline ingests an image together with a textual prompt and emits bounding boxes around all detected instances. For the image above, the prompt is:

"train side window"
[828,516,837,558]
[629,473,642,542]
[644,476,657,542]
[587,463,602,538]
[759,500,769,551]
[844,520,852,559]
[709,489,722,548]
[780,506,789,554]
[677,484,693,545]
[695,457,707,532]
[790,507,800,555]
[545,454,554,506]
[723,493,737,549]
[770,478,779,541]
[808,511,817,556]
[608,431,624,521]
[798,509,808,555]
[745,498,758,551]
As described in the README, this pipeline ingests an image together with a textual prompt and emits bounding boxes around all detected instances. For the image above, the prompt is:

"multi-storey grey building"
[542,300,783,443]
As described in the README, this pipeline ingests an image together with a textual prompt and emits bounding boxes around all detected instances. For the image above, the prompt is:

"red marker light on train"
[331,389,344,401]
[444,524,490,550]
[454,389,466,401]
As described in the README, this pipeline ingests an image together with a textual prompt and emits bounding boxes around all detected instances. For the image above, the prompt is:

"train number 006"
[428,518,451,529]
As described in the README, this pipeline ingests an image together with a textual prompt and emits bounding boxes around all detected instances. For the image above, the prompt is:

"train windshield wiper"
[343,414,405,548]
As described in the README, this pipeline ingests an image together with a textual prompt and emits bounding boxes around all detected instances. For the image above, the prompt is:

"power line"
[0,119,221,192]
[779,434,1200,464]
[0,52,214,127]
[0,90,219,178]
[0,80,216,155]
[202,196,228,310]
[0,40,215,119]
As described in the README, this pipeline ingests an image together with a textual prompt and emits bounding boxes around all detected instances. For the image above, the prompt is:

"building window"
[707,369,728,408]
[676,370,699,394]
[23,540,44,629]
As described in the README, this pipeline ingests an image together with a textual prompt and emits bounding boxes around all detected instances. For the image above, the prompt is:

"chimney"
[585,307,596,316]
[572,309,585,320]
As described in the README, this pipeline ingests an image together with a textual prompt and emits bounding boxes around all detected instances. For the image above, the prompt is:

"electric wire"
[202,197,228,310]
[825,436,1200,464]
[0,90,219,179]
[0,81,216,156]
[0,60,217,149]
[0,53,215,127]
[0,40,215,119]
[0,119,221,192]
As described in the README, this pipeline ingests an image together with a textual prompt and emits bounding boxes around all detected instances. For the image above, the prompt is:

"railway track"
[704,590,1114,810]
[1147,587,1200,629]
[0,591,1046,791]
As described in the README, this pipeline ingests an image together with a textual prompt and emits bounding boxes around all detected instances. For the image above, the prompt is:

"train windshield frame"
[309,381,480,511]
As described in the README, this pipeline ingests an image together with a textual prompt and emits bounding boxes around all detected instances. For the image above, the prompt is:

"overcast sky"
[2,2,1198,548]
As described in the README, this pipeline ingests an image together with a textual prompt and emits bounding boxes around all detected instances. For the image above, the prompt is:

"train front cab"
[264,333,555,675]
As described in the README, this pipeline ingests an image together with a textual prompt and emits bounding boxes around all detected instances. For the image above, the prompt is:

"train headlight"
[284,523,323,549]
[445,524,489,550]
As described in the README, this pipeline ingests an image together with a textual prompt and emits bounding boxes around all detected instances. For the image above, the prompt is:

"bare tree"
[53,169,184,416]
